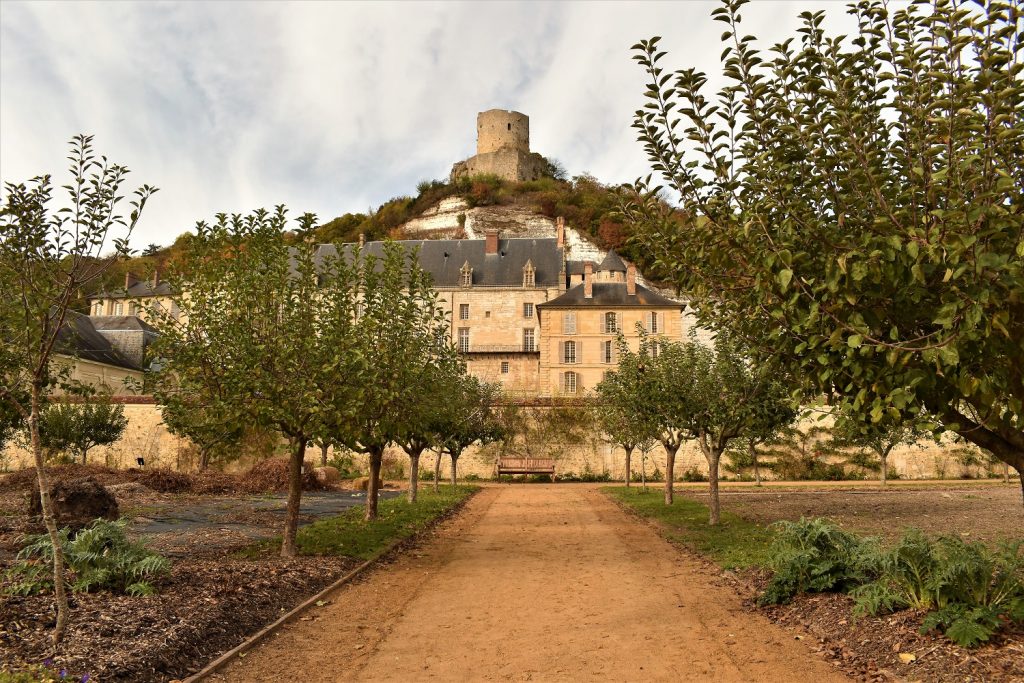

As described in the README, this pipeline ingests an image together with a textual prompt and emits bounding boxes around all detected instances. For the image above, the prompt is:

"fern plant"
[759,518,879,605]
[6,519,170,596]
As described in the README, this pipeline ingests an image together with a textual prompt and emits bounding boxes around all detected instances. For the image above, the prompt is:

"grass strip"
[241,486,478,560]
[603,486,774,569]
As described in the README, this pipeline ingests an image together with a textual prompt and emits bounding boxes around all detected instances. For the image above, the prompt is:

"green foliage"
[680,466,708,482]
[34,397,128,465]
[626,0,1024,475]
[604,486,773,569]
[852,534,1024,646]
[556,469,612,483]
[6,519,170,596]
[760,518,877,605]
[243,486,477,560]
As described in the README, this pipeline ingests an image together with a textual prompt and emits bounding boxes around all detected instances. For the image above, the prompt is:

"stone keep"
[451,109,548,183]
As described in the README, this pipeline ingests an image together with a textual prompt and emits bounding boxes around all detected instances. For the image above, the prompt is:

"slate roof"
[598,250,627,273]
[537,282,683,310]
[316,238,564,288]
[56,312,140,370]
[94,279,174,300]
[89,316,159,333]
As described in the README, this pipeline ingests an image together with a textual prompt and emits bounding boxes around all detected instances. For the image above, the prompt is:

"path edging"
[183,488,478,682]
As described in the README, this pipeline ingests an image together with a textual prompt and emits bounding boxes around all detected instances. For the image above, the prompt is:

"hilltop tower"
[451,109,548,183]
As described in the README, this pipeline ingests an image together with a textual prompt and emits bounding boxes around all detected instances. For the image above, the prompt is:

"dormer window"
[522,260,535,288]
[460,261,473,288]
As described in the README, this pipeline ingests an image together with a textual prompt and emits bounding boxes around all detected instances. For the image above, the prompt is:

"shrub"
[6,519,170,596]
[853,533,1024,647]
[680,466,707,482]
[759,518,877,605]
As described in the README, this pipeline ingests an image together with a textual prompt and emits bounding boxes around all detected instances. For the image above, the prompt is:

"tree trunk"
[366,447,383,521]
[320,443,329,467]
[450,453,459,487]
[880,449,889,486]
[662,442,679,505]
[706,447,722,526]
[199,447,210,471]
[749,441,761,486]
[30,389,70,646]
[433,450,442,493]
[281,436,306,558]
[408,452,420,503]
[641,453,647,493]
[624,445,633,487]
[1017,466,1024,507]
[1003,461,1009,484]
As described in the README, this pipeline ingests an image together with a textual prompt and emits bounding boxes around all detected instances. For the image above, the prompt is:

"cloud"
[1,0,863,249]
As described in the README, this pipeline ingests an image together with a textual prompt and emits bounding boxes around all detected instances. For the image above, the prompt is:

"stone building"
[89,271,178,324]
[450,110,549,183]
[537,252,683,395]
[54,312,145,393]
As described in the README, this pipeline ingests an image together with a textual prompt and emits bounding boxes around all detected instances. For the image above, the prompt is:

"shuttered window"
[562,340,577,364]
[563,312,577,335]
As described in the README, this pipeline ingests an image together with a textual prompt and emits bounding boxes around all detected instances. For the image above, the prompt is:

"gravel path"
[213,484,850,682]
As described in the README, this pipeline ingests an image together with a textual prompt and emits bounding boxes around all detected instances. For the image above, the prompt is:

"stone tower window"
[460,261,473,288]
[522,260,535,288]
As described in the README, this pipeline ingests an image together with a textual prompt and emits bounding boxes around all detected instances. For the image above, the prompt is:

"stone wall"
[451,149,548,184]
[476,109,530,155]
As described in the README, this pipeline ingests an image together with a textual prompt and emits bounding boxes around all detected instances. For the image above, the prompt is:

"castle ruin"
[450,109,549,183]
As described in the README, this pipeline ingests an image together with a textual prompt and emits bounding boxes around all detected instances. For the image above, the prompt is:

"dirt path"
[213,485,850,682]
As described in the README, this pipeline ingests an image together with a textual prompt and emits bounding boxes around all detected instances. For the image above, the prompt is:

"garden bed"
[605,486,1024,682]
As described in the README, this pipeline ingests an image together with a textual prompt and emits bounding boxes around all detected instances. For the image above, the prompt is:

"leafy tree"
[396,334,465,503]
[157,379,243,471]
[326,243,449,520]
[149,207,365,556]
[828,409,929,485]
[0,134,156,644]
[625,0,1024,500]
[596,356,660,486]
[36,396,128,464]
[435,376,503,487]
[142,243,161,257]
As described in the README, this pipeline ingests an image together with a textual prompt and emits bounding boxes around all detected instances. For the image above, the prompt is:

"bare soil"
[681,482,1022,543]
[214,485,851,682]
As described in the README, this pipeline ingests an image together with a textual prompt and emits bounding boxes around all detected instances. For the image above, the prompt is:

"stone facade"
[451,110,548,183]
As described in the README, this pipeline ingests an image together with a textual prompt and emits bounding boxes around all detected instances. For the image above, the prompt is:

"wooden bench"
[496,458,556,476]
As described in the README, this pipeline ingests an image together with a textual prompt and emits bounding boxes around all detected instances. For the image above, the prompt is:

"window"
[459,303,470,320]
[522,261,535,288]
[523,328,536,352]
[562,371,578,394]
[562,340,577,364]
[646,312,660,333]
[523,302,534,318]
[501,361,510,374]
[604,311,619,334]
[129,303,138,315]
[603,340,614,364]
[92,302,102,315]
[485,311,491,318]
[563,312,577,335]
[650,341,661,359]
[114,302,123,315]
[460,261,473,287]
[458,328,470,353]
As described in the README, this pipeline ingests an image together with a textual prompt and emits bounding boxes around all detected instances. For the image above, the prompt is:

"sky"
[1,1,863,249]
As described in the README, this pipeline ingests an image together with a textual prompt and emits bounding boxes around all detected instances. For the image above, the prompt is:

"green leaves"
[625,0,1024,471]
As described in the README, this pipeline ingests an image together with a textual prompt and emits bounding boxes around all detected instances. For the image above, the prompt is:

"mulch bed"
[732,568,1024,682]
[0,555,357,681]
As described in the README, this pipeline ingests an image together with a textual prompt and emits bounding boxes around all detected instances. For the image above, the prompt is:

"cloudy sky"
[1,1,861,249]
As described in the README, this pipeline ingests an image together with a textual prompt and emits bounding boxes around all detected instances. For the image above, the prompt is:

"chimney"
[485,228,499,255]
[556,216,565,249]
[584,262,593,299]
[358,232,365,248]
[151,269,159,288]
[124,272,132,290]
[626,264,636,296]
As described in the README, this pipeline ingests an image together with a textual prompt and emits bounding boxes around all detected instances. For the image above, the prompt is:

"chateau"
[83,110,688,398]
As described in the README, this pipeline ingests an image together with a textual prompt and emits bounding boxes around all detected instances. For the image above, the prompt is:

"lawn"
[603,486,773,569]
[242,485,479,560]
